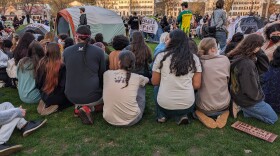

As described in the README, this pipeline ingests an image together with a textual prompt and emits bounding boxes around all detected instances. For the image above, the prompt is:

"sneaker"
[22,119,47,137]
[231,102,240,119]
[0,143,23,156]
[216,110,230,128]
[195,110,217,129]
[177,116,190,125]
[78,106,94,125]
[74,108,80,117]
[157,117,167,123]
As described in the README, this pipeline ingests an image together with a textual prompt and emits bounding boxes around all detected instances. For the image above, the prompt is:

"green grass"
[2,42,280,155]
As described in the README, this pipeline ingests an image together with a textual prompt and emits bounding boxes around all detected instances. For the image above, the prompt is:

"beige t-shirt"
[196,55,230,114]
[152,53,202,110]
[103,70,149,126]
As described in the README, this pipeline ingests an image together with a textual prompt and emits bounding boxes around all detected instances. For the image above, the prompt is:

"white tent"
[56,6,125,43]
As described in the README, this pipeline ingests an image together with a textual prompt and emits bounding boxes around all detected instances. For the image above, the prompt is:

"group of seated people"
[1,21,280,154]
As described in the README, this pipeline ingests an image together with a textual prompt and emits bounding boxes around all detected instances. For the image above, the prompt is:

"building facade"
[155,0,205,17]
[0,1,51,21]
[205,0,269,17]
[96,0,155,17]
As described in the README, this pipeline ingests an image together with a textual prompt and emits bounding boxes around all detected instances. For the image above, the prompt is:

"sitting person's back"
[152,30,202,125]
[63,36,105,105]
[36,43,72,115]
[63,26,106,125]
[262,46,280,113]
[196,38,230,129]
[103,50,149,126]
[17,41,44,104]
[109,35,129,70]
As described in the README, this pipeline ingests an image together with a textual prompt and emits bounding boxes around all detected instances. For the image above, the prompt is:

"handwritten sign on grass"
[231,121,278,143]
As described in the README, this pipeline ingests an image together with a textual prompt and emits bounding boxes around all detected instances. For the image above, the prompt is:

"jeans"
[157,104,194,123]
[154,86,160,119]
[0,102,27,144]
[127,87,146,126]
[242,101,278,124]
[215,31,227,50]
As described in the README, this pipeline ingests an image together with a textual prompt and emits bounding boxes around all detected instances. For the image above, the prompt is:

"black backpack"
[0,21,4,31]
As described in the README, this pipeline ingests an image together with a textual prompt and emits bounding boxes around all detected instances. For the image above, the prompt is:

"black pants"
[0,68,12,87]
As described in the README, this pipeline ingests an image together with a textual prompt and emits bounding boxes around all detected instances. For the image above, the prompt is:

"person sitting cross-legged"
[0,102,47,155]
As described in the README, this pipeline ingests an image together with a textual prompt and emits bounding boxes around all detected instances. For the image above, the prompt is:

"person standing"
[128,12,140,40]
[177,2,193,35]
[210,0,227,50]
[79,7,87,27]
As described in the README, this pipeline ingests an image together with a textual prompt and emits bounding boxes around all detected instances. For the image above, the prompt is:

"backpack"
[0,21,4,31]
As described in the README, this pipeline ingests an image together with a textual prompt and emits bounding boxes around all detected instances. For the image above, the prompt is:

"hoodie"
[230,50,269,108]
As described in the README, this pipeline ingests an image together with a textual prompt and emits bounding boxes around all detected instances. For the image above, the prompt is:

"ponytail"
[122,71,131,89]
[119,50,136,89]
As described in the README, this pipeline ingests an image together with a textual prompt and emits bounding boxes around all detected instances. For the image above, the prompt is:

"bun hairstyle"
[119,50,136,89]
[198,37,217,57]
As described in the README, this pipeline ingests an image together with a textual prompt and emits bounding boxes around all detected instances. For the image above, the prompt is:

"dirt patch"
[189,146,201,155]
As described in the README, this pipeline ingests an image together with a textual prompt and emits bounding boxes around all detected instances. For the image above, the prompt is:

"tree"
[20,0,44,15]
[189,1,205,15]
[0,0,14,15]
[163,0,180,16]
[224,0,235,13]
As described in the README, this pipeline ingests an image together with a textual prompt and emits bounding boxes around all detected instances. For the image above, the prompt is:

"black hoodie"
[230,50,269,108]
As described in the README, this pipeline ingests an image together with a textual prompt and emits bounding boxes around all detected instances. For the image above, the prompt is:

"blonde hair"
[198,37,217,56]
[159,32,169,44]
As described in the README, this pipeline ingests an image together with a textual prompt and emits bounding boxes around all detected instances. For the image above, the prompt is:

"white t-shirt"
[0,49,8,68]
[153,53,202,110]
[103,70,149,126]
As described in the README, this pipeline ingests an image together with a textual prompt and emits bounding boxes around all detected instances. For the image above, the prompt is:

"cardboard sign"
[239,18,259,34]
[231,121,278,143]
[139,17,158,34]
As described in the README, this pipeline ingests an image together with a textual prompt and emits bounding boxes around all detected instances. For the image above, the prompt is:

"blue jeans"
[215,31,227,50]
[154,86,194,122]
[154,86,160,119]
[242,101,278,124]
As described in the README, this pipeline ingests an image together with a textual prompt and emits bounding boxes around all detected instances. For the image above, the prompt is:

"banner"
[140,17,158,34]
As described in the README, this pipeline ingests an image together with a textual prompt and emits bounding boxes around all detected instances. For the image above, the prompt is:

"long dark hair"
[14,32,35,65]
[36,43,62,94]
[159,29,197,76]
[227,34,264,60]
[76,26,93,72]
[18,41,45,77]
[271,46,280,68]
[64,37,74,49]
[265,23,280,40]
[119,50,136,89]
[131,31,152,69]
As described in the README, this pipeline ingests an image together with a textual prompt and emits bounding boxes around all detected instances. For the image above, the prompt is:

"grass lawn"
[2,41,280,155]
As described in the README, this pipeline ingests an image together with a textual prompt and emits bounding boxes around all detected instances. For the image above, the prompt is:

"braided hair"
[119,50,136,89]
[76,26,93,73]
